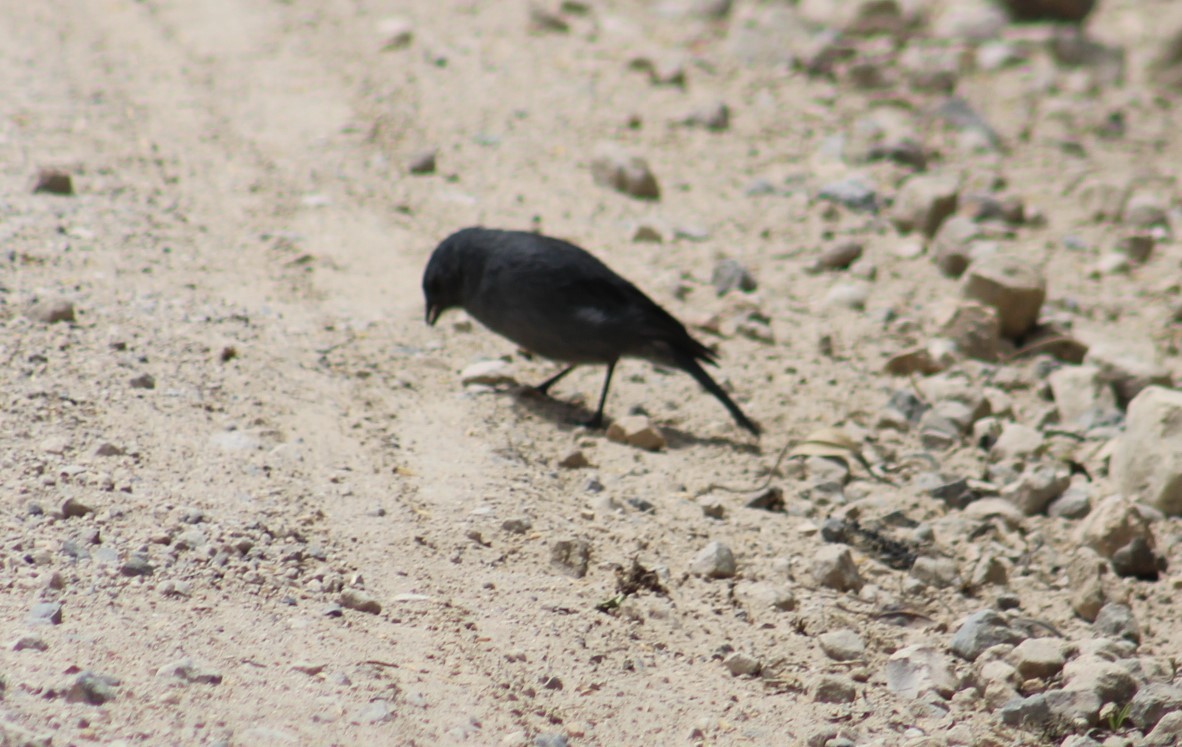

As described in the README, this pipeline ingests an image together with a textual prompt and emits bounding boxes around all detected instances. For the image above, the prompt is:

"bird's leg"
[533,365,576,395]
[586,361,616,429]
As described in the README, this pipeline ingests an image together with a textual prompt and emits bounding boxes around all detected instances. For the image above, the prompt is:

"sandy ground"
[2,0,1182,745]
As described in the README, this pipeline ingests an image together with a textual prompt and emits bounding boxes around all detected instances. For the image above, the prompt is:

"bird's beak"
[425,304,441,326]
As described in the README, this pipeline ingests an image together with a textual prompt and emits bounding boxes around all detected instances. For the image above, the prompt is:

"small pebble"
[690,541,736,579]
[407,149,437,175]
[26,298,76,324]
[32,168,74,195]
[339,589,383,615]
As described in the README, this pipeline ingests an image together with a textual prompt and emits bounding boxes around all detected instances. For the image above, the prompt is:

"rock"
[39,435,70,455]
[1009,638,1067,680]
[11,635,48,652]
[970,553,1009,588]
[120,554,154,577]
[979,658,1019,694]
[129,373,156,390]
[886,389,928,425]
[690,541,736,579]
[1148,712,1182,746]
[658,0,733,20]
[66,671,119,705]
[1045,470,1091,513]
[528,3,570,33]
[27,602,62,626]
[61,496,93,518]
[1001,464,1071,516]
[936,301,1001,362]
[818,176,879,213]
[591,144,660,200]
[550,539,591,578]
[1075,495,1158,562]
[1116,234,1155,264]
[353,699,394,724]
[1045,687,1103,727]
[989,423,1043,462]
[1000,693,1052,729]
[884,347,946,376]
[961,256,1046,339]
[950,610,1024,661]
[1114,387,1182,516]
[1062,656,1139,705]
[723,651,761,676]
[711,259,756,296]
[812,675,857,704]
[818,629,865,661]
[823,282,870,310]
[1068,550,1109,621]
[932,216,987,278]
[377,17,414,50]
[32,168,74,195]
[684,101,730,131]
[965,497,1025,528]
[407,148,437,175]
[1112,536,1163,580]
[1078,177,1130,223]
[94,442,125,457]
[632,224,663,243]
[26,298,76,324]
[1048,364,1119,427]
[734,582,796,612]
[1085,344,1172,406]
[339,589,382,615]
[892,173,960,238]
[1130,683,1182,731]
[885,645,958,699]
[960,192,1025,224]
[997,0,1095,22]
[1095,250,1133,276]
[898,42,959,93]
[156,658,224,685]
[630,54,686,87]
[933,96,1002,151]
[557,450,589,469]
[1093,602,1140,644]
[606,416,666,451]
[460,359,515,386]
[971,416,1002,450]
[1123,189,1169,228]
[811,545,863,592]
[809,241,863,272]
[501,516,532,534]
[910,556,961,588]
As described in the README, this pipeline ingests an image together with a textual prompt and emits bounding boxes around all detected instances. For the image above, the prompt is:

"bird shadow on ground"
[660,426,761,454]
[508,386,604,432]
[508,387,760,452]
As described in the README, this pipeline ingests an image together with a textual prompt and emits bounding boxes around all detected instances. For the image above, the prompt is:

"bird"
[422,227,761,436]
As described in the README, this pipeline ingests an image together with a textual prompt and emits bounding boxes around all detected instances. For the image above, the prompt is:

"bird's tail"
[674,350,761,436]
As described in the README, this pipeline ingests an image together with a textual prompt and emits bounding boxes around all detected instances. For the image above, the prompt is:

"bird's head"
[422,229,477,325]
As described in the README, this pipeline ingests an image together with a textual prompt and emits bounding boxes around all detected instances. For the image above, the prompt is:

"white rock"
[1074,495,1158,560]
[690,541,736,579]
[961,255,1046,339]
[1113,387,1182,515]
[460,360,515,386]
[885,645,957,698]
[811,545,863,592]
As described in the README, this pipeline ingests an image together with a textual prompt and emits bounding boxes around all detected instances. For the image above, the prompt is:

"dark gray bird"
[422,227,760,436]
